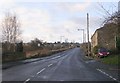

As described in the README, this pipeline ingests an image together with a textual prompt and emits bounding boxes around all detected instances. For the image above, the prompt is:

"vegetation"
[92,46,98,54]
[2,47,70,63]
[1,11,24,63]
[2,41,24,63]
[2,52,26,63]
[92,45,101,55]
[28,48,69,59]
[116,37,120,52]
[2,12,21,52]
[101,54,120,65]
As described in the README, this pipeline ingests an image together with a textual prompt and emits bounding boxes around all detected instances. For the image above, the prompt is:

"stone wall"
[98,23,117,50]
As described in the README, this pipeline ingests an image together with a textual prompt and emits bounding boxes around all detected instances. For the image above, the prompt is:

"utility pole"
[87,13,90,56]
[78,29,85,43]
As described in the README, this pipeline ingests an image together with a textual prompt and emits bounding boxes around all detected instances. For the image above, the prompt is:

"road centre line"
[48,64,53,67]
[37,68,46,75]
[52,56,61,59]
[97,69,117,81]
[24,78,30,83]
[24,67,46,83]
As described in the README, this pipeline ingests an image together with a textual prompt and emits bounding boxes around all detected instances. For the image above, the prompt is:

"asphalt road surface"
[2,48,118,82]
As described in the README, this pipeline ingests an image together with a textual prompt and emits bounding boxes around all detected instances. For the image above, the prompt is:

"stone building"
[91,23,118,51]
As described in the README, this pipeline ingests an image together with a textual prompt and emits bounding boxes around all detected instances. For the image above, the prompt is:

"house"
[91,23,118,51]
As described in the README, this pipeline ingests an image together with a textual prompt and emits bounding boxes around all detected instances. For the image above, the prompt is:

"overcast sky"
[0,0,119,43]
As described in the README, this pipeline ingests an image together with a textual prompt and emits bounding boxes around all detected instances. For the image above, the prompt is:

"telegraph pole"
[87,13,90,56]
[78,29,85,43]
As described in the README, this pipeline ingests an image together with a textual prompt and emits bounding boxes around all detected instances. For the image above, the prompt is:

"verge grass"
[101,54,120,65]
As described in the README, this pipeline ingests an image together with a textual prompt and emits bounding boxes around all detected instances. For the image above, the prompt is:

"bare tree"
[2,12,21,51]
[97,2,120,33]
[97,2,119,24]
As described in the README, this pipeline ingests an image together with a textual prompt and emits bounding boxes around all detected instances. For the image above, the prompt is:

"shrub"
[92,45,100,54]
[109,49,119,55]
[16,41,23,52]
[2,52,25,62]
[116,36,120,52]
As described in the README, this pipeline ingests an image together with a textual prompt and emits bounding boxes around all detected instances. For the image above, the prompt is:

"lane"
[2,48,115,82]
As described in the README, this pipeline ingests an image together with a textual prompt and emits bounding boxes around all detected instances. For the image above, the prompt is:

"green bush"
[101,54,120,65]
[116,37,120,52]
[16,41,23,52]
[2,52,26,62]
[109,49,119,55]
[92,45,100,54]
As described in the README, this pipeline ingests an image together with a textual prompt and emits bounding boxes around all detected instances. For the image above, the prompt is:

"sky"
[0,0,119,43]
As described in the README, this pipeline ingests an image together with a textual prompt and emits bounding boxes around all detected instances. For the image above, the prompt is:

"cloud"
[0,0,16,11]
[12,0,118,3]
[13,7,51,28]
[55,2,91,12]
[66,2,91,12]
[10,6,52,42]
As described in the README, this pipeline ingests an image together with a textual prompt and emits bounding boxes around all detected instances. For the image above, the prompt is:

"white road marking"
[52,58,55,59]
[60,80,64,81]
[97,69,117,81]
[24,78,30,83]
[58,56,60,57]
[37,68,46,75]
[52,56,60,59]
[48,64,53,67]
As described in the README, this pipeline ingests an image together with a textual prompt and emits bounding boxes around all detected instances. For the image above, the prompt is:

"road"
[2,48,118,82]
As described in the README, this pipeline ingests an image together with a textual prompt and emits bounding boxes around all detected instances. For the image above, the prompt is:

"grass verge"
[101,54,120,65]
